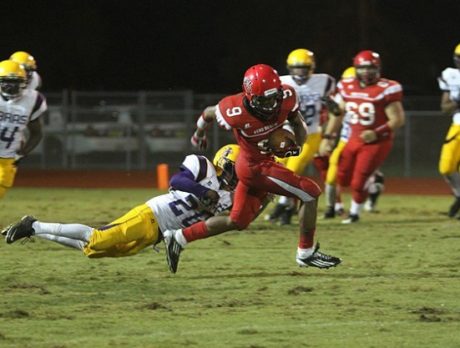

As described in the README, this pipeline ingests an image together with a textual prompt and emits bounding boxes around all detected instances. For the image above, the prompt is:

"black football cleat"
[4,216,36,244]
[448,197,460,218]
[296,243,341,269]
[163,229,183,274]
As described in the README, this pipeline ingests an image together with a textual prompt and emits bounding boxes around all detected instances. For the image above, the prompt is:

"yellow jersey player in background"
[0,60,47,200]
[10,51,42,91]
[438,43,460,218]
[266,48,336,225]
[3,145,238,262]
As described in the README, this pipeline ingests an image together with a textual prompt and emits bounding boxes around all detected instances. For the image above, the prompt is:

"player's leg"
[85,204,159,257]
[164,181,262,273]
[3,214,92,245]
[343,141,392,223]
[438,124,460,217]
[268,134,321,225]
[324,140,346,218]
[364,170,385,212]
[252,162,341,268]
[0,159,17,199]
[35,234,86,250]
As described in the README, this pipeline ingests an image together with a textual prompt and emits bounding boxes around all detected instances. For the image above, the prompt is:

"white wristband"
[196,114,209,130]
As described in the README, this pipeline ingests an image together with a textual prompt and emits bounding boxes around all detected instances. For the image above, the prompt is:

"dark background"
[4,0,460,95]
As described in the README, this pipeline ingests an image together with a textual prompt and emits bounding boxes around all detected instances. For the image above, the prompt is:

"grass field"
[1,188,460,348]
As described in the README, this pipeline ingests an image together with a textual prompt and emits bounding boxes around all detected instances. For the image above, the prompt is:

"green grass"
[1,188,460,348]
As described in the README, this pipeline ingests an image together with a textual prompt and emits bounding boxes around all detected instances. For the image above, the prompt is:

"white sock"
[350,200,363,216]
[35,234,85,250]
[444,173,460,197]
[32,221,93,242]
[278,196,289,205]
[296,245,315,259]
[174,229,188,247]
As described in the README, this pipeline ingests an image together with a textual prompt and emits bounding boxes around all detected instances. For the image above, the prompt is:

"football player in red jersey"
[163,64,342,273]
[320,51,405,223]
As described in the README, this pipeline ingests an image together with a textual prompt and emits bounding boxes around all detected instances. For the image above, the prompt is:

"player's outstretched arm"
[191,106,217,150]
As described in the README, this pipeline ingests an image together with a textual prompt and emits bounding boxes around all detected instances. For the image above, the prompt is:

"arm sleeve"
[169,168,209,198]
[169,155,211,198]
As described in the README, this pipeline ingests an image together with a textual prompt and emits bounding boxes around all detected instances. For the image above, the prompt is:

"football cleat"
[266,203,287,223]
[279,208,293,226]
[296,243,341,269]
[323,206,335,219]
[448,197,460,218]
[342,214,359,224]
[4,215,36,244]
[163,229,183,274]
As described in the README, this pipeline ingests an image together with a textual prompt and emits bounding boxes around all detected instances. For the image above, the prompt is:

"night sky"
[4,0,460,95]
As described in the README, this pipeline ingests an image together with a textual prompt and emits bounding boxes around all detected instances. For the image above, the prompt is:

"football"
[267,128,297,157]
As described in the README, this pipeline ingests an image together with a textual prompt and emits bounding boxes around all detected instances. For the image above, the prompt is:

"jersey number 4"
[0,126,19,149]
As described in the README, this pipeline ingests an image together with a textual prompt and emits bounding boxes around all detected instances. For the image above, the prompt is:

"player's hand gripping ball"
[267,128,300,158]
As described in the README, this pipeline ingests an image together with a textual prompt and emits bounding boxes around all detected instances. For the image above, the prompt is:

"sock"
[32,221,92,242]
[182,221,209,243]
[350,200,363,216]
[278,196,289,205]
[298,229,315,249]
[444,173,460,197]
[325,184,336,208]
[35,234,85,250]
[297,245,315,258]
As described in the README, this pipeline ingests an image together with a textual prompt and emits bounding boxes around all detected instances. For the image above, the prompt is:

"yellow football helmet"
[0,60,27,99]
[286,48,316,82]
[10,51,37,81]
[213,144,240,189]
[454,43,460,68]
[341,66,356,79]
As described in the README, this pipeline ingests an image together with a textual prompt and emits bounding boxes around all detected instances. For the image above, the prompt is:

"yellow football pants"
[278,133,322,174]
[83,204,160,258]
[0,158,17,199]
[439,124,460,176]
[326,140,347,185]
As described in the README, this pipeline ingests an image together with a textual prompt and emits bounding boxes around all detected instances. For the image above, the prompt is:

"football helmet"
[286,48,315,83]
[341,66,356,79]
[213,144,240,190]
[242,64,283,120]
[453,43,460,69]
[0,60,27,99]
[10,51,37,82]
[353,50,381,86]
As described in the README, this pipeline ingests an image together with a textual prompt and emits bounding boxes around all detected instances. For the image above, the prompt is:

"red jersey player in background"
[319,50,405,223]
[163,64,341,273]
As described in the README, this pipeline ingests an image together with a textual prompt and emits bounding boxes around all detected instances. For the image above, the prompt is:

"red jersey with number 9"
[337,77,403,143]
[215,85,299,162]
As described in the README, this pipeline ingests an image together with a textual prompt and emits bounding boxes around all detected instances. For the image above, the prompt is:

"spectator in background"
[0,60,46,200]
[320,50,405,223]
[10,51,42,91]
[437,43,460,218]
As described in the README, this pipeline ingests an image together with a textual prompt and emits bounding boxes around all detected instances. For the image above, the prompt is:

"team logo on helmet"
[243,77,253,94]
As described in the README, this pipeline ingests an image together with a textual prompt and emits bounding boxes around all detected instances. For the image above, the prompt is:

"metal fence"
[25,91,449,177]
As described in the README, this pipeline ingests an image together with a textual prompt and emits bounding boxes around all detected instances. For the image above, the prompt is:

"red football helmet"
[242,64,283,120]
[353,50,381,86]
